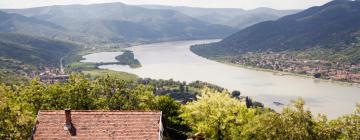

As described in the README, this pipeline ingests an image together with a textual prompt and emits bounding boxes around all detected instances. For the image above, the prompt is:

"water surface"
[84,40,360,119]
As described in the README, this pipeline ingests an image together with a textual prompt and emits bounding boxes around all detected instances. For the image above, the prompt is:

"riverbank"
[212,58,360,87]
[65,42,143,79]
[67,62,138,81]
[79,39,360,118]
[190,49,360,87]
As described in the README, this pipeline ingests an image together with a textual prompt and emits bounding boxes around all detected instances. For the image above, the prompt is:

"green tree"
[242,98,334,140]
[231,90,241,99]
[313,114,341,140]
[242,110,284,140]
[2,73,360,140]
[279,98,316,140]
[152,95,189,139]
[181,88,256,139]
[19,77,46,113]
[0,84,35,139]
[335,104,360,139]
[62,74,95,109]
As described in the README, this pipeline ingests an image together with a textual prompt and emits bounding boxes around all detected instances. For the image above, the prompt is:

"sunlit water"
[83,40,360,119]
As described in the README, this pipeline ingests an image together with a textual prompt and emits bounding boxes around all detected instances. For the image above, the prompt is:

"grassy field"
[64,42,143,82]
[82,69,138,81]
[66,62,138,81]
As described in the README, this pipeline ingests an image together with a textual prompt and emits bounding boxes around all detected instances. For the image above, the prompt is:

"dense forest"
[0,74,359,139]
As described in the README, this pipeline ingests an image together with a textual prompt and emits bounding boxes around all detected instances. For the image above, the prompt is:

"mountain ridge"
[139,4,300,29]
[191,0,360,63]
[2,3,236,43]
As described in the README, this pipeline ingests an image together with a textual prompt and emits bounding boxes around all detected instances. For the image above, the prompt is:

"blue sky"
[0,0,331,10]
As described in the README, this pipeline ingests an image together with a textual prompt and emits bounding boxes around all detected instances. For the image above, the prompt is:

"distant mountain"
[140,5,300,29]
[4,3,236,43]
[0,11,102,43]
[0,11,65,39]
[192,0,360,63]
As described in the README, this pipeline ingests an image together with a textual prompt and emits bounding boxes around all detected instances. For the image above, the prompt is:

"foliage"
[152,95,190,139]
[138,78,228,103]
[334,104,360,140]
[181,88,256,139]
[0,74,186,139]
[0,57,32,84]
[0,74,359,139]
[0,84,35,139]
[66,62,98,72]
[83,69,138,81]
[181,88,360,140]
[115,51,142,68]
[66,62,138,81]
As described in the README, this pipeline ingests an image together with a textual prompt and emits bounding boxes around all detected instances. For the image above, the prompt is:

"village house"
[31,110,163,140]
[37,67,69,84]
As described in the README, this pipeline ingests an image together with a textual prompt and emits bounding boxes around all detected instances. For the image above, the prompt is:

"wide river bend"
[82,40,360,119]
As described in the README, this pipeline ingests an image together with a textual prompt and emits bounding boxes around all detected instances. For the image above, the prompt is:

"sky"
[0,0,332,10]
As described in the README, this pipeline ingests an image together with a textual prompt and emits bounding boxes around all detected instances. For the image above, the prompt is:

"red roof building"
[31,110,163,140]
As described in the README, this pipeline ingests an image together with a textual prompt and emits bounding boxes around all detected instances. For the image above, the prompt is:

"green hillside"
[0,33,77,67]
[192,0,360,63]
[0,11,92,43]
[0,33,78,84]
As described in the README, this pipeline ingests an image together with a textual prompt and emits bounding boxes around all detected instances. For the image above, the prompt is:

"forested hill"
[0,33,78,83]
[0,33,77,67]
[192,0,360,63]
[0,11,63,31]
[3,2,236,43]
[0,11,71,39]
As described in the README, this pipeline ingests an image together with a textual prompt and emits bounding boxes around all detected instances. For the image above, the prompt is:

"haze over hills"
[0,11,69,40]
[0,11,107,44]
[3,2,236,43]
[192,0,360,63]
[0,11,79,66]
[2,1,360,140]
[0,2,299,83]
[140,5,300,29]
[0,1,305,85]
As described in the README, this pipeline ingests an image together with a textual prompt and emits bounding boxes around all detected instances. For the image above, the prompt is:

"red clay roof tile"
[32,110,162,140]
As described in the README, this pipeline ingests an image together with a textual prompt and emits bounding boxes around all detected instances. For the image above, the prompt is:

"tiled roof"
[32,110,162,140]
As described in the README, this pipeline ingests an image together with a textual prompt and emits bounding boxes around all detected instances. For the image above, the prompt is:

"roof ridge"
[39,110,161,112]
[33,110,162,139]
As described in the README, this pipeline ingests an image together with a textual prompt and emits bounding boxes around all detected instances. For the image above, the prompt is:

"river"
[82,40,360,119]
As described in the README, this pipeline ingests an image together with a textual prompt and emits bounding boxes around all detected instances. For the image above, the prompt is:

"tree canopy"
[0,74,359,139]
